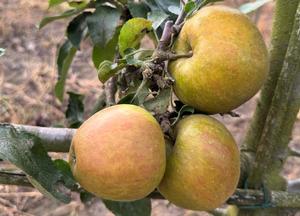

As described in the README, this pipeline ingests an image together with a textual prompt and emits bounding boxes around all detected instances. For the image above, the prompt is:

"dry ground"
[0,0,299,215]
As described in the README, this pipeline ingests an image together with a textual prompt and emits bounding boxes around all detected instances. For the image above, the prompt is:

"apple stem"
[168,51,193,60]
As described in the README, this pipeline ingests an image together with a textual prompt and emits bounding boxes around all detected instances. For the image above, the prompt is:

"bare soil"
[0,0,299,215]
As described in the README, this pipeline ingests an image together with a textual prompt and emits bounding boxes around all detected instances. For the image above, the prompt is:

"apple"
[169,5,269,114]
[69,104,166,201]
[158,115,240,210]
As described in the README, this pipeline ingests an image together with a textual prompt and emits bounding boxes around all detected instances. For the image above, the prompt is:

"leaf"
[130,79,150,105]
[53,159,76,189]
[168,5,181,15]
[39,9,84,29]
[68,0,89,9]
[48,0,66,8]
[0,48,5,57]
[67,12,91,49]
[171,105,195,126]
[127,1,150,18]
[124,49,144,67]
[153,0,180,15]
[92,28,120,68]
[65,92,85,128]
[147,10,169,30]
[143,0,159,11]
[53,159,74,182]
[118,18,153,56]
[184,1,196,14]
[118,93,136,104]
[144,88,171,114]
[239,0,272,14]
[55,40,77,102]
[103,198,151,216]
[187,0,223,17]
[87,5,121,46]
[0,124,76,203]
[98,60,125,83]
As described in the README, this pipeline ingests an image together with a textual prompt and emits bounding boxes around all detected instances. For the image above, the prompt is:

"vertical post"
[239,2,300,216]
[242,0,300,152]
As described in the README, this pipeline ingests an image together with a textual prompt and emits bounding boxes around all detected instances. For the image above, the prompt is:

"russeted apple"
[169,5,269,114]
[69,104,166,201]
[158,115,240,211]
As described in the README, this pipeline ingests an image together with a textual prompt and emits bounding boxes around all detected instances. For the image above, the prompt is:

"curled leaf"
[98,60,125,83]
[119,18,153,56]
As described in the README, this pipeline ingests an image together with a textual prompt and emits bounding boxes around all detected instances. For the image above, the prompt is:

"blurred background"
[0,0,299,215]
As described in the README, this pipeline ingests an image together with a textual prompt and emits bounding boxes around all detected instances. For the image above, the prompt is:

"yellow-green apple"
[158,115,240,210]
[169,5,269,114]
[69,104,166,201]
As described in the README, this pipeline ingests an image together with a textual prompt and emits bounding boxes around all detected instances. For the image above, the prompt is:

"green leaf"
[0,124,76,203]
[184,1,196,13]
[48,0,66,8]
[118,93,136,104]
[144,88,171,114]
[187,0,223,18]
[147,10,169,30]
[0,48,5,57]
[98,60,125,83]
[103,198,151,216]
[171,105,195,126]
[128,1,150,18]
[92,28,120,68]
[118,18,153,56]
[68,0,89,9]
[130,80,150,105]
[167,5,180,15]
[87,5,121,46]
[153,0,180,15]
[39,9,84,29]
[124,48,144,67]
[53,159,76,189]
[65,92,85,128]
[55,40,77,102]
[67,12,91,48]
[239,0,271,14]
[143,0,159,11]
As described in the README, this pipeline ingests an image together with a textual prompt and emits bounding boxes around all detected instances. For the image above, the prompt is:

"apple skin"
[69,104,166,201]
[158,115,240,211]
[169,5,269,114]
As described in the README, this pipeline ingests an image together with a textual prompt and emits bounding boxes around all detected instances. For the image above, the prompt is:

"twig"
[168,52,193,60]
[2,123,75,152]
[0,170,300,208]
[287,179,300,193]
[149,189,300,208]
[227,189,300,208]
[0,192,42,197]
[104,76,117,106]
[174,2,187,26]
[288,148,300,157]
[0,171,31,187]
[157,21,174,51]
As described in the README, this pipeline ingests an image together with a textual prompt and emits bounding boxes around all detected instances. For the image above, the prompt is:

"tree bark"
[241,0,300,153]
[239,1,300,215]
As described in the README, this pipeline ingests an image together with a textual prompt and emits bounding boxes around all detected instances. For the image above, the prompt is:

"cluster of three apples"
[69,5,269,211]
